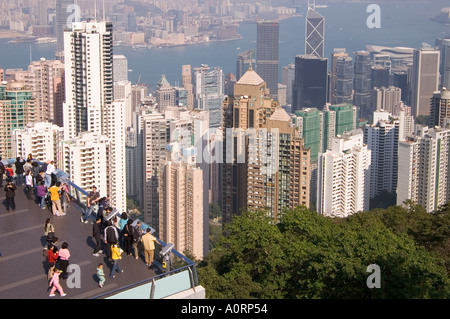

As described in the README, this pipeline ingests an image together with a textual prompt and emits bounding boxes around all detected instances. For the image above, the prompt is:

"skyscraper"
[256,20,279,100]
[440,39,450,89]
[0,81,36,159]
[236,50,256,81]
[159,144,204,259]
[55,0,74,55]
[411,48,440,117]
[155,74,176,112]
[397,125,450,213]
[335,56,353,104]
[330,48,349,103]
[364,110,400,200]
[62,20,126,212]
[305,0,325,58]
[63,20,114,140]
[353,51,373,119]
[317,129,371,218]
[372,86,402,114]
[221,67,310,224]
[182,65,194,110]
[430,87,450,127]
[193,65,225,128]
[292,54,328,112]
[13,122,64,164]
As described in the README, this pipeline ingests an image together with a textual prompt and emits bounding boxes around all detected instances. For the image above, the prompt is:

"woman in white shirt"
[25,170,33,200]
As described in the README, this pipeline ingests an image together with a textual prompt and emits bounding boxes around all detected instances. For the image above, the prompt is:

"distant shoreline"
[0,30,33,39]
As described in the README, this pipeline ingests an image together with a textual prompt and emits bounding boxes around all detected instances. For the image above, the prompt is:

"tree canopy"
[197,204,450,299]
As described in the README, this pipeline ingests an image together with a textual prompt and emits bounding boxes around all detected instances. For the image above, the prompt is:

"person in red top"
[47,244,59,282]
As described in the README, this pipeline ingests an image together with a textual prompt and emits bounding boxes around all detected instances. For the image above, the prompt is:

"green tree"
[198,206,450,299]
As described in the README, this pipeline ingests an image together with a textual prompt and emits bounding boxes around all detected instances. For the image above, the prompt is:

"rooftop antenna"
[102,0,105,20]
[94,0,97,20]
[308,0,316,11]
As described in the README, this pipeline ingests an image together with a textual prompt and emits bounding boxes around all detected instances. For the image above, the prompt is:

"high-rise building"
[236,50,256,81]
[371,65,390,89]
[293,108,323,163]
[330,48,349,104]
[397,125,450,213]
[393,68,408,102]
[372,86,402,114]
[193,65,225,128]
[59,132,110,202]
[55,0,74,55]
[0,81,36,159]
[221,68,310,223]
[430,87,450,127]
[256,20,279,100]
[25,58,65,124]
[159,143,204,259]
[62,20,126,212]
[317,129,371,218]
[24,58,64,126]
[182,65,194,110]
[364,110,399,200]
[12,122,64,163]
[292,54,328,112]
[353,51,373,119]
[305,1,325,58]
[63,20,114,140]
[282,63,295,106]
[411,48,440,117]
[113,55,129,83]
[439,39,450,89]
[335,56,353,104]
[155,74,176,112]
[327,103,357,137]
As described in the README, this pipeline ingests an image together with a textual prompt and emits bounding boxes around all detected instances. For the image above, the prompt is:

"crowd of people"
[1,155,159,297]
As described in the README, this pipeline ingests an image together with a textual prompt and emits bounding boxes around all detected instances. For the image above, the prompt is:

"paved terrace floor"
[0,184,161,299]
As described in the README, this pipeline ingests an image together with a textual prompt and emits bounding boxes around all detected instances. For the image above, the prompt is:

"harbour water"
[0,1,449,88]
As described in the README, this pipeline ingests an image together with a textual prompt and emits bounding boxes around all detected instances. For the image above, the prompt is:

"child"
[49,269,66,297]
[97,263,105,288]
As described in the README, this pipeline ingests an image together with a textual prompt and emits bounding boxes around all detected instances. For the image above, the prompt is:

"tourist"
[46,244,59,282]
[4,181,17,212]
[36,181,48,210]
[14,157,25,186]
[48,269,66,297]
[109,243,124,279]
[44,160,55,188]
[44,218,56,243]
[92,217,103,257]
[103,220,119,260]
[57,242,70,279]
[122,219,134,256]
[82,186,100,224]
[60,182,70,215]
[141,228,157,267]
[24,170,33,200]
[97,263,105,288]
[49,182,64,216]
[132,221,143,260]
